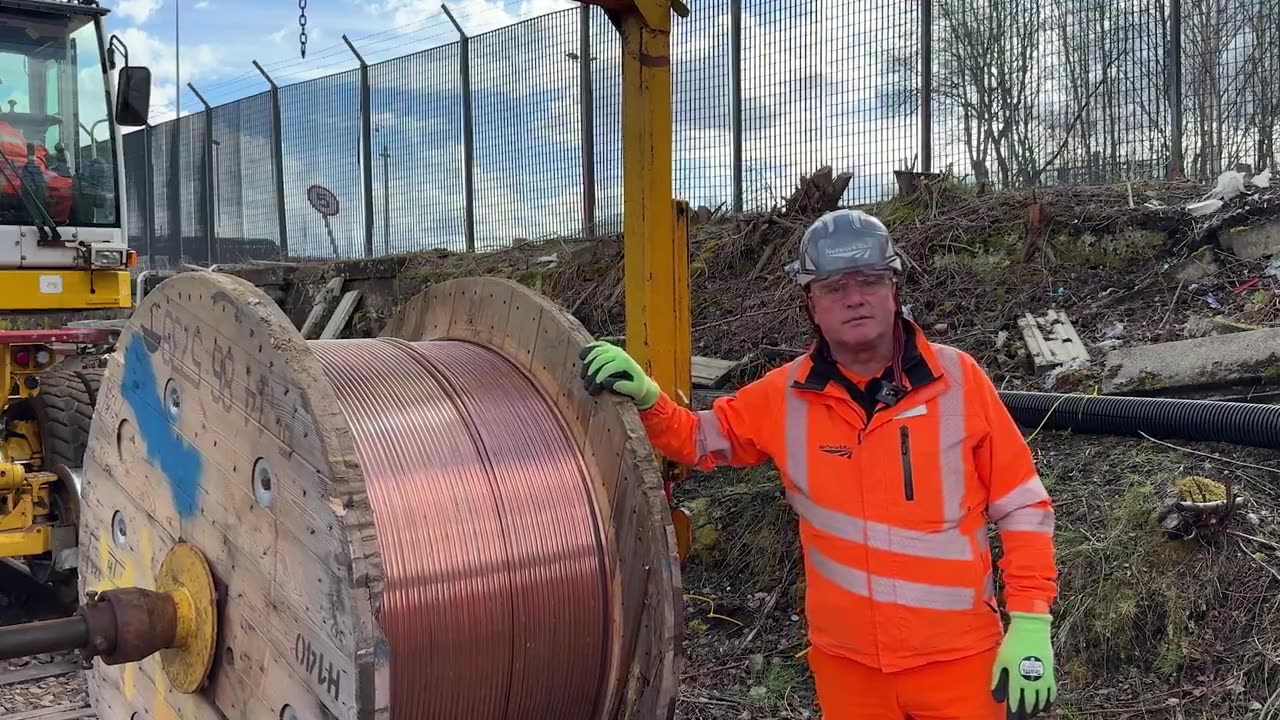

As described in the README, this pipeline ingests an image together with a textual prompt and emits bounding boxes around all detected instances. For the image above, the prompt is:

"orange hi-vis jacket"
[639,321,1057,672]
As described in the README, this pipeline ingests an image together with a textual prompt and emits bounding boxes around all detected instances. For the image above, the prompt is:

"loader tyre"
[32,368,101,473]
[16,369,100,594]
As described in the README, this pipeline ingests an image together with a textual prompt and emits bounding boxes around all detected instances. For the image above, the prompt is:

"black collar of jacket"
[792,317,940,419]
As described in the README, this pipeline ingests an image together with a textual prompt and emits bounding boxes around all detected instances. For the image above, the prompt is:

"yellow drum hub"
[154,542,219,694]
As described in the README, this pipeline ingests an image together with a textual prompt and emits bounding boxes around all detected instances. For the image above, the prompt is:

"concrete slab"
[1223,220,1280,259]
[1104,326,1280,394]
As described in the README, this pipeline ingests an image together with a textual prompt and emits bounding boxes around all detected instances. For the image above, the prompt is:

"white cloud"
[268,24,292,46]
[113,0,165,24]
[111,27,226,121]
[194,0,210,8]
[372,0,574,38]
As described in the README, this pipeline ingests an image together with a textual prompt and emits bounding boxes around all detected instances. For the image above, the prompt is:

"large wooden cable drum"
[78,273,682,720]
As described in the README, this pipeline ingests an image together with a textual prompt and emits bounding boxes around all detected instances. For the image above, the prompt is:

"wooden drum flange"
[79,272,682,720]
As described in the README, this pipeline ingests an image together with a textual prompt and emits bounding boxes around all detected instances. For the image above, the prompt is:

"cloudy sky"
[101,0,927,259]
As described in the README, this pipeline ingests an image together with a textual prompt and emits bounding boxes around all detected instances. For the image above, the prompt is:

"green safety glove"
[991,612,1056,719]
[578,341,660,410]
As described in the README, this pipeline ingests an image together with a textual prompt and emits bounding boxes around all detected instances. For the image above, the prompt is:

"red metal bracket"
[0,328,120,345]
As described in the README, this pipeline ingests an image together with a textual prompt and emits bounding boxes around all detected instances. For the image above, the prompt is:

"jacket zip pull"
[900,425,914,501]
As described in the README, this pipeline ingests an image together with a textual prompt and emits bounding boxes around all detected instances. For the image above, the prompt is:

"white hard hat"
[785,209,903,287]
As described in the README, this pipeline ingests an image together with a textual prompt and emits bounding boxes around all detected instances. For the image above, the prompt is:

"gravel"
[0,654,92,718]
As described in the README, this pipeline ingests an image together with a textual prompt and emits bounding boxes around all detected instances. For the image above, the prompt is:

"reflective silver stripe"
[931,345,968,524]
[807,547,977,611]
[694,409,733,464]
[783,359,809,493]
[989,475,1052,521]
[787,489,973,560]
[997,507,1055,533]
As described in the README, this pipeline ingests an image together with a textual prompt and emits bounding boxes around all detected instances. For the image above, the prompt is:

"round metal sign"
[307,184,339,217]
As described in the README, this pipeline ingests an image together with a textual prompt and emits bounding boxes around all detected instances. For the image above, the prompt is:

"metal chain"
[298,0,308,58]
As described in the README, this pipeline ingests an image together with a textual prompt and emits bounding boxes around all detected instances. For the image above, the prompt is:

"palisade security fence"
[121,0,1280,265]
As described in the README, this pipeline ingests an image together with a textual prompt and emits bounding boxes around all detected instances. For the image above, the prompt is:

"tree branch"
[1036,49,1129,179]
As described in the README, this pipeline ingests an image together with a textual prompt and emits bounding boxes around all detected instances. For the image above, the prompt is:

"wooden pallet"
[1017,309,1090,371]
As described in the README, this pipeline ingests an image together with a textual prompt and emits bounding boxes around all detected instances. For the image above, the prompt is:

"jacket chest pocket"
[884,413,974,530]
[899,425,915,502]
[875,420,953,530]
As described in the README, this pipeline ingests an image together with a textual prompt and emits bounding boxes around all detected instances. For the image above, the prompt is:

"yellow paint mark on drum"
[94,531,139,701]
[153,668,174,719]
[141,520,163,712]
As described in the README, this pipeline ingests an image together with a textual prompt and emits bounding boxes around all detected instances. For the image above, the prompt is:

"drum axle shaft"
[0,586,178,664]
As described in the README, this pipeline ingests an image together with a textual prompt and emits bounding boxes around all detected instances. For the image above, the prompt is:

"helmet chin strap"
[892,295,905,382]
[875,293,908,407]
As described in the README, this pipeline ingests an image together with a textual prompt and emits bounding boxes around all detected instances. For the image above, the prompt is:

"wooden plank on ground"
[1017,310,1089,371]
[0,660,82,687]
[319,289,362,339]
[691,355,742,388]
[299,276,344,339]
[4,703,94,720]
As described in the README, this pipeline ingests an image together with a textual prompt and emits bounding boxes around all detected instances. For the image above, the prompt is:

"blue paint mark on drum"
[120,331,203,518]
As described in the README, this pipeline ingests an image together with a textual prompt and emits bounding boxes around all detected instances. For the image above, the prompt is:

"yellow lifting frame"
[576,0,695,560]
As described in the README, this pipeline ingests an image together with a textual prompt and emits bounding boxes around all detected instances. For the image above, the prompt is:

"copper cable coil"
[312,337,612,719]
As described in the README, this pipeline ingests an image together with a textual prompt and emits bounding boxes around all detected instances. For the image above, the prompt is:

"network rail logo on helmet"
[822,239,874,260]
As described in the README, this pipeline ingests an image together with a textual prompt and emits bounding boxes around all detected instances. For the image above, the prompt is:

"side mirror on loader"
[115,66,151,127]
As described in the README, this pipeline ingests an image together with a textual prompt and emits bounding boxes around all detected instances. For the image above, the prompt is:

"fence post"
[143,123,155,267]
[167,120,181,265]
[187,83,216,264]
[379,138,391,254]
[919,0,933,173]
[443,4,476,252]
[253,60,290,258]
[579,5,596,238]
[1166,0,1184,180]
[729,0,743,212]
[343,35,375,259]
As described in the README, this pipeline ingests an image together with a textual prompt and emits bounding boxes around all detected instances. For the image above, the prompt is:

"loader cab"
[0,0,151,310]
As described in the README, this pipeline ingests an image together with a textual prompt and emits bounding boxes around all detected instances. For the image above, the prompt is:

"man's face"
[806,270,898,350]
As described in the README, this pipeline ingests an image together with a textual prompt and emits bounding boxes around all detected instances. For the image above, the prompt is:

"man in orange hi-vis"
[580,209,1058,719]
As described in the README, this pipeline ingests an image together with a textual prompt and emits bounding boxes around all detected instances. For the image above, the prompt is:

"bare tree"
[932,0,1045,189]
[1181,0,1253,177]
[1042,0,1149,183]
[1238,3,1280,171]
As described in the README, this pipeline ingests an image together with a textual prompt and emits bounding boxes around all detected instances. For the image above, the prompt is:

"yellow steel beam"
[577,0,693,562]
[0,270,132,310]
[581,0,691,408]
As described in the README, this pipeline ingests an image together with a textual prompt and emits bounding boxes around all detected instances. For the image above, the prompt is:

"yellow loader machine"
[0,0,150,594]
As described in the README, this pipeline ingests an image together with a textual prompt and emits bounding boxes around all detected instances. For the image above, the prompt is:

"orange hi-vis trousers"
[808,644,1003,719]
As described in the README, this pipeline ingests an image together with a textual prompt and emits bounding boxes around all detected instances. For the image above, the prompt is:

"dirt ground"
[669,431,1280,719]
[0,657,90,718]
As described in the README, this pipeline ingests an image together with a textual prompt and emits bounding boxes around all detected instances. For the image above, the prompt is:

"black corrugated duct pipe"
[999,391,1280,450]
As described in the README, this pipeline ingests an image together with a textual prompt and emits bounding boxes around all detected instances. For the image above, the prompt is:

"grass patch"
[680,466,799,594]
[1036,433,1278,710]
